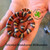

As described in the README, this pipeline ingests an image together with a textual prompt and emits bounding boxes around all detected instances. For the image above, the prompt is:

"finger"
[0,9,13,31]
[18,11,47,50]
[0,29,9,47]
[3,37,21,50]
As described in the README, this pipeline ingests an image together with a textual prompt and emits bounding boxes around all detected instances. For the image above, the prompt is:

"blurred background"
[0,0,50,50]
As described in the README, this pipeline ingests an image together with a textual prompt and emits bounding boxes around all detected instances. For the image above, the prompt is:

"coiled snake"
[6,8,35,38]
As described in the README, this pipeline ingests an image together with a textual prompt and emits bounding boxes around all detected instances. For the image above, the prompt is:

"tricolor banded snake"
[6,8,35,38]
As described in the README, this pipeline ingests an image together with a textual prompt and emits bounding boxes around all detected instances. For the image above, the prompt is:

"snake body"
[6,8,35,38]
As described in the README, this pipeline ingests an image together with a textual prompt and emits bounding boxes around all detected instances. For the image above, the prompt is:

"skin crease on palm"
[0,0,50,50]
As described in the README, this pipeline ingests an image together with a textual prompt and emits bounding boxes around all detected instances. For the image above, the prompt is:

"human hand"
[0,0,49,50]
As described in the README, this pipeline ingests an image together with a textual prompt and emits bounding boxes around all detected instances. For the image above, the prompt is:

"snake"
[6,8,35,38]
